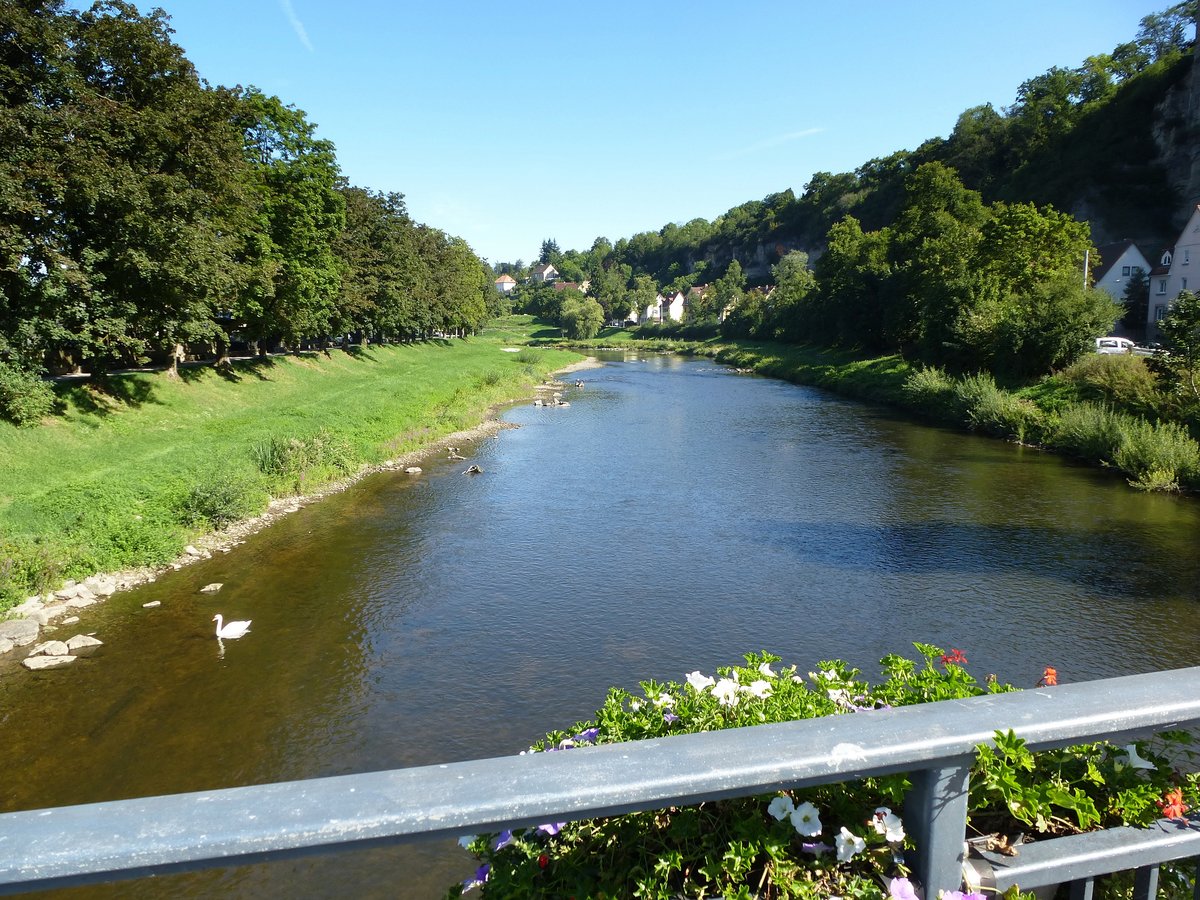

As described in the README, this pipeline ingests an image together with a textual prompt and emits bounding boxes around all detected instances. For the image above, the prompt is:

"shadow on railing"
[2,668,1200,897]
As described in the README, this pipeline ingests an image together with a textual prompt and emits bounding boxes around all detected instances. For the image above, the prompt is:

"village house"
[528,263,559,284]
[1147,204,1200,339]
[493,274,517,294]
[1091,240,1149,306]
[638,291,686,325]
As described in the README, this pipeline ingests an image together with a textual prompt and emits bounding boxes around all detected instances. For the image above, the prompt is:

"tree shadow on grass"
[342,344,380,362]
[175,356,281,384]
[54,374,159,417]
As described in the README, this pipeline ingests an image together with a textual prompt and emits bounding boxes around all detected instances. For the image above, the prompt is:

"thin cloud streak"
[279,0,314,52]
[711,128,825,162]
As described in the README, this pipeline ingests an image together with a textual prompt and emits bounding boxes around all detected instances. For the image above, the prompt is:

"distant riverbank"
[556,329,1200,495]
[0,317,583,614]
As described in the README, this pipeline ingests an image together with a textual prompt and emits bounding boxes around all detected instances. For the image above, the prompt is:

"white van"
[1095,337,1135,354]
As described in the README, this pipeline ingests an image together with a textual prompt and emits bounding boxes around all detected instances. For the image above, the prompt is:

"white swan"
[213,613,252,639]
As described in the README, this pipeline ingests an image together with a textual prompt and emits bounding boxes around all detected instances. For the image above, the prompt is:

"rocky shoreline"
[0,360,600,667]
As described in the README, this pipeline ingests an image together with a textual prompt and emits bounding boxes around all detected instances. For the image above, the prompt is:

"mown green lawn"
[0,317,578,606]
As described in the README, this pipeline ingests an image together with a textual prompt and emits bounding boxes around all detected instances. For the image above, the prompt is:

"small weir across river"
[3,351,1199,898]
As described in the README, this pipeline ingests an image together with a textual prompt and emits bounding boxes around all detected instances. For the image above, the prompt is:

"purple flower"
[663,711,680,724]
[536,822,565,836]
[491,830,513,852]
[461,862,490,892]
[801,840,833,855]
[939,893,985,900]
[573,727,600,744]
[888,876,919,900]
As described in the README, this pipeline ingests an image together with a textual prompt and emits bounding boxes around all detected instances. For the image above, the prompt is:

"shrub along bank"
[0,319,579,611]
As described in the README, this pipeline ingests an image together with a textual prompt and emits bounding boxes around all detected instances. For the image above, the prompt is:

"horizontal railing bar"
[981,815,1200,890]
[2,667,1199,894]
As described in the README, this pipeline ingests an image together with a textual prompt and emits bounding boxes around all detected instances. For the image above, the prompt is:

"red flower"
[1158,788,1188,820]
[538,853,549,869]
[939,648,967,666]
[1037,666,1058,687]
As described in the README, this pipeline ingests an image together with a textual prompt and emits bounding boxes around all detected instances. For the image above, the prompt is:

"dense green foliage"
[0,317,578,609]
[0,0,492,399]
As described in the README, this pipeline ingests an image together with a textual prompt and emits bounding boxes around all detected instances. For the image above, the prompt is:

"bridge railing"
[2,667,1200,897]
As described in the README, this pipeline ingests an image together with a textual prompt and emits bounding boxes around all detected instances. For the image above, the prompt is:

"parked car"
[1095,336,1135,354]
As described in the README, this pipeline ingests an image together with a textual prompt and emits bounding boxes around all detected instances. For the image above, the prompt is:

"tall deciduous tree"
[235,87,344,350]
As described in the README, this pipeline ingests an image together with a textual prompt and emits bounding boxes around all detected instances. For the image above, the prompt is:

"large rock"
[65,596,97,609]
[11,598,44,616]
[86,576,118,597]
[66,634,103,652]
[0,619,40,647]
[0,637,13,655]
[22,655,76,671]
[21,602,69,626]
[29,640,70,657]
[200,583,223,593]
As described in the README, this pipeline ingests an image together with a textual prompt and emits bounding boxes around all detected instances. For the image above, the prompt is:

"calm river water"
[4,352,1200,898]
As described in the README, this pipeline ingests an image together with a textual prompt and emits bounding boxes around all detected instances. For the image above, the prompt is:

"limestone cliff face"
[1152,21,1200,233]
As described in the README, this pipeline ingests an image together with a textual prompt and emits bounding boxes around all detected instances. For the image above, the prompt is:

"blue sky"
[126,1,1161,266]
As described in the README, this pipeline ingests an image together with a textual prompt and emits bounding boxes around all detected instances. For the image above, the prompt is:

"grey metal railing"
[2,667,1199,896]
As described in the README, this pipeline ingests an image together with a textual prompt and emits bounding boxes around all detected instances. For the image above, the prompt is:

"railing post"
[905,758,972,896]
[1133,865,1159,900]
[1069,878,1095,900]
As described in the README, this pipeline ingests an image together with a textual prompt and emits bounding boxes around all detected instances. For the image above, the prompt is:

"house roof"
[1091,240,1145,282]
[1150,248,1174,277]
[552,281,581,292]
[531,263,557,275]
[494,274,516,284]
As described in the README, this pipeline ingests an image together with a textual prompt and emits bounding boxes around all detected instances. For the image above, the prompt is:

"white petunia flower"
[712,678,740,707]
[834,826,866,862]
[767,795,795,821]
[652,693,675,708]
[1120,744,1157,771]
[686,671,716,691]
[457,834,477,848]
[741,679,773,699]
[758,661,777,678]
[789,801,823,837]
[872,807,906,842]
[630,699,642,711]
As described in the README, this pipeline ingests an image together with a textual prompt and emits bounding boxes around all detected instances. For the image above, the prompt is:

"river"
[4,351,1199,898]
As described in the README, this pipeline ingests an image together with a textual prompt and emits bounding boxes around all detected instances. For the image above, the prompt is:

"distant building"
[637,291,686,324]
[494,274,517,294]
[661,291,685,322]
[528,263,559,284]
[1148,204,1200,337]
[1091,241,1149,305]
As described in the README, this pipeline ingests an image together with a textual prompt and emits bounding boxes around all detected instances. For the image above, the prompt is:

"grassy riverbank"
[0,317,580,610]
[562,327,1200,494]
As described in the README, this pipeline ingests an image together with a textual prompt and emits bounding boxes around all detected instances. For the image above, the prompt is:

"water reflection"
[5,351,1200,898]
